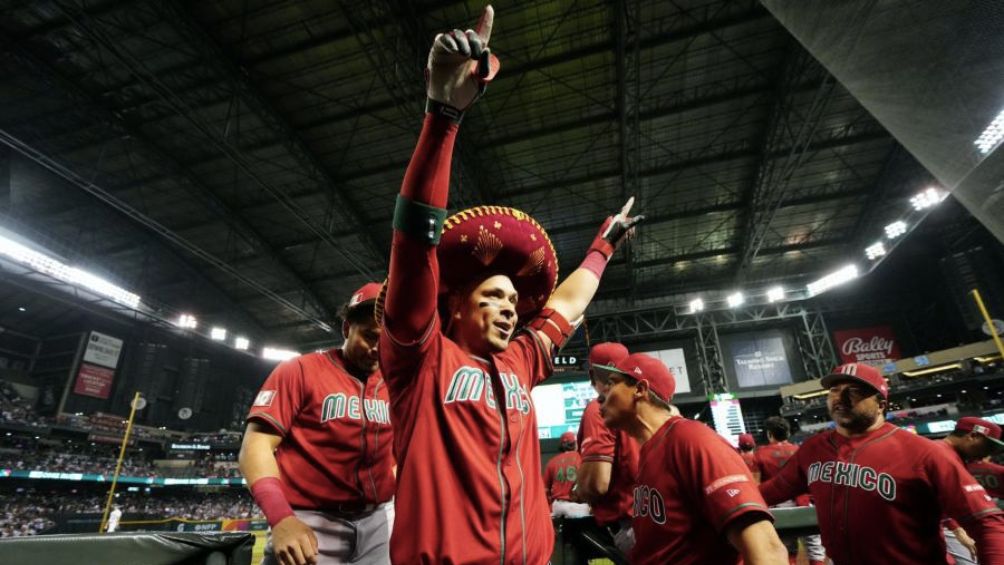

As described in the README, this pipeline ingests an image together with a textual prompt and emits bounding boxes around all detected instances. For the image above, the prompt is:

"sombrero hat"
[376,205,558,326]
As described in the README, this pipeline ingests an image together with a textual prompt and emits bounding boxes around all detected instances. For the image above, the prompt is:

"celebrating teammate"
[377,5,642,563]
[601,352,788,564]
[760,363,1004,564]
[543,432,589,518]
[576,341,638,554]
[240,283,395,565]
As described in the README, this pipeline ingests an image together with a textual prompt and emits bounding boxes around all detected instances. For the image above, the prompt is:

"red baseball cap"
[820,363,889,399]
[610,353,676,404]
[347,282,382,312]
[589,342,629,371]
[955,417,1004,449]
[738,433,755,449]
[559,431,576,443]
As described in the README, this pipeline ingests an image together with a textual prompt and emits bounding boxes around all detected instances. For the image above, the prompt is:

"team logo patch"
[253,390,276,407]
[964,484,986,493]
[704,474,748,495]
[726,488,741,498]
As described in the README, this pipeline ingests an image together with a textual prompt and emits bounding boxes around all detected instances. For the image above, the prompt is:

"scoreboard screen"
[531,380,595,439]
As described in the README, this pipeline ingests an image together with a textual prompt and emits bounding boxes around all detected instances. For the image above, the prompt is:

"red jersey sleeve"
[678,425,772,532]
[246,359,306,435]
[925,447,1004,562]
[380,115,458,390]
[507,329,554,388]
[759,446,807,505]
[579,400,615,463]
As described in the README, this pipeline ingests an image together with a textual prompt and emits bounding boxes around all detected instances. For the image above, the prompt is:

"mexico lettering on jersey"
[544,451,582,503]
[631,417,772,565]
[760,423,1004,565]
[380,323,555,565]
[247,350,395,510]
[578,398,640,525]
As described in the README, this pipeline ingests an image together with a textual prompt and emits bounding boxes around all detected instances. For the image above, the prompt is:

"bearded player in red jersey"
[576,341,639,555]
[760,363,1004,564]
[543,432,589,518]
[240,283,395,565]
[600,352,788,565]
[377,6,642,563]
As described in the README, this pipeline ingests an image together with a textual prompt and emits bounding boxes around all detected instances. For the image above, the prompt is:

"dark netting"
[762,0,1004,242]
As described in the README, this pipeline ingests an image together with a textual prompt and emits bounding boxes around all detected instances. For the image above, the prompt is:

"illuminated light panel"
[865,242,886,260]
[975,108,1004,154]
[766,286,785,303]
[234,337,250,351]
[726,292,744,308]
[262,347,298,362]
[0,233,141,308]
[176,314,197,329]
[688,298,704,313]
[807,264,859,297]
[884,221,907,239]
[210,327,227,341]
[909,187,946,211]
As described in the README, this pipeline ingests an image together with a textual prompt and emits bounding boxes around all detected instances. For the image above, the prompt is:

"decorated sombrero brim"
[439,206,558,320]
[374,206,557,325]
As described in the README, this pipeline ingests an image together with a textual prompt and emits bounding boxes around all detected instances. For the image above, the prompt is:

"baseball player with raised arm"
[760,363,1004,564]
[600,352,788,565]
[937,417,1004,565]
[576,341,638,554]
[543,432,590,518]
[377,6,643,563]
[240,283,395,565]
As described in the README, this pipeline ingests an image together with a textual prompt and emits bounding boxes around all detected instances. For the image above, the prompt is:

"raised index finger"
[619,196,635,218]
[475,5,494,45]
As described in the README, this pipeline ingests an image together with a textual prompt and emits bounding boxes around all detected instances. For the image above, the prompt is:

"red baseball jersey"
[631,417,773,565]
[578,398,639,525]
[968,460,1004,499]
[380,325,554,565]
[760,422,1004,564]
[544,451,582,503]
[753,441,799,482]
[740,450,757,474]
[246,349,395,509]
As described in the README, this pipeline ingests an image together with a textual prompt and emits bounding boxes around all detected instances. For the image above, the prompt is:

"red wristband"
[580,249,608,279]
[250,476,295,527]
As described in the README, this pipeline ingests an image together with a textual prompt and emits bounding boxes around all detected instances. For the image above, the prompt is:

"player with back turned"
[376,5,643,563]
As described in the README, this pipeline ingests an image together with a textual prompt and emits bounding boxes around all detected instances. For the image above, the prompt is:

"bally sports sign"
[832,326,901,367]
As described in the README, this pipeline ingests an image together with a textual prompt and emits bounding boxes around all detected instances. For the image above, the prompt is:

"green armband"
[393,195,447,245]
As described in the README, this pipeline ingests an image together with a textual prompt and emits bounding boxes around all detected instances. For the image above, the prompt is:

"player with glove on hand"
[377,5,643,563]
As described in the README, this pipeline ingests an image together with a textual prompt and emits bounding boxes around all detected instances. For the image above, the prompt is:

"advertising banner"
[82,331,124,369]
[72,362,115,399]
[641,348,692,394]
[729,335,793,387]
[833,326,901,366]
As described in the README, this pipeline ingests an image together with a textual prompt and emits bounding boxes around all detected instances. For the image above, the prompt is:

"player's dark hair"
[764,416,791,441]
[949,430,969,438]
[339,302,377,327]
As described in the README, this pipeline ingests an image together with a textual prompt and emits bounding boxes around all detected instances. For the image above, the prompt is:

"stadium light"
[234,336,250,350]
[807,264,859,297]
[688,298,704,313]
[884,221,907,239]
[766,286,785,303]
[726,292,744,308]
[865,242,886,260]
[909,187,946,211]
[176,314,197,329]
[262,347,299,362]
[0,232,141,308]
[210,327,227,341]
[975,107,1004,154]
